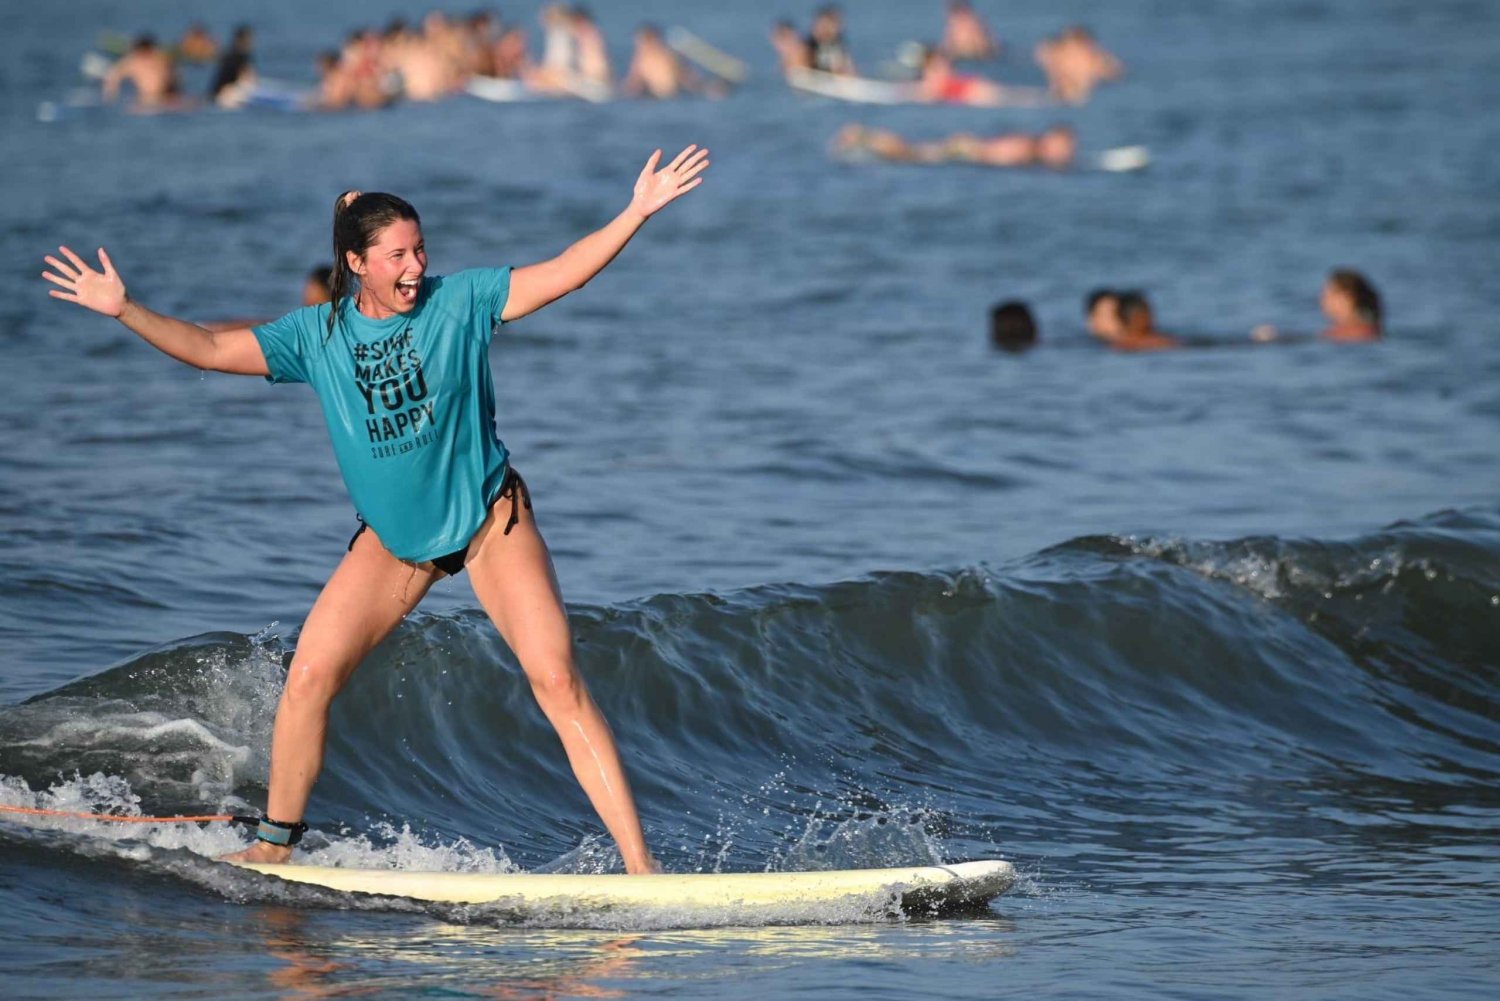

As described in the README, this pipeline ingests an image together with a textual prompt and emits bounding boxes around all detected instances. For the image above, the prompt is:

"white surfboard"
[666,27,748,84]
[787,67,1047,107]
[465,75,539,103]
[787,67,915,105]
[1094,145,1151,172]
[233,858,1013,914]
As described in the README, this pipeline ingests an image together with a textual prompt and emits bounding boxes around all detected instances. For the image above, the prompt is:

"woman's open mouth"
[395,277,421,303]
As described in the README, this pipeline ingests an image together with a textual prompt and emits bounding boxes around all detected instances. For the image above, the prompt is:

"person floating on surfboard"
[41,144,711,874]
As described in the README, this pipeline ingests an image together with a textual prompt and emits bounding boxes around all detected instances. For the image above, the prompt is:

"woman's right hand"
[43,246,127,318]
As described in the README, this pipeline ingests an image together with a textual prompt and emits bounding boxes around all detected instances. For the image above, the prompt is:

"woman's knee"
[281,658,350,710]
[526,658,584,711]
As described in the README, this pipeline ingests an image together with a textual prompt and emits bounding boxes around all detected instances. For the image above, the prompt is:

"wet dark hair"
[1328,269,1382,328]
[1085,288,1116,313]
[133,34,158,52]
[327,191,422,337]
[1115,290,1151,326]
[308,264,334,291]
[990,300,1038,352]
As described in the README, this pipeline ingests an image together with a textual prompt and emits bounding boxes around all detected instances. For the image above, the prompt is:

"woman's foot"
[219,840,294,864]
[625,853,662,875]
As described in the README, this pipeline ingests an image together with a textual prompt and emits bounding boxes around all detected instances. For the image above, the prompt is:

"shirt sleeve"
[252,307,319,384]
[466,266,512,330]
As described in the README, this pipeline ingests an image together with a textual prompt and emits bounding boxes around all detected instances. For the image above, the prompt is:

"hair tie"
[340,190,362,210]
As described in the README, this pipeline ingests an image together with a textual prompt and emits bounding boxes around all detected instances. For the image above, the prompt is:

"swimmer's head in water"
[1115,290,1153,336]
[132,34,159,53]
[328,191,424,334]
[1085,288,1121,340]
[1323,269,1382,329]
[303,265,334,307]
[990,300,1038,352]
[1038,125,1077,168]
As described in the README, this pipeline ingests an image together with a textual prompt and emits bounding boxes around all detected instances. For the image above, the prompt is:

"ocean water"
[3,0,1498,997]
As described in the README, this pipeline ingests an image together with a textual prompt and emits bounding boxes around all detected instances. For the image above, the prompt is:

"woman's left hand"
[629,145,710,219]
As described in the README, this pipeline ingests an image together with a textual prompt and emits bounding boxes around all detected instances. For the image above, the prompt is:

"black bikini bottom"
[346,467,532,577]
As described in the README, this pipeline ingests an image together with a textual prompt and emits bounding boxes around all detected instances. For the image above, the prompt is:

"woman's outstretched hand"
[629,145,710,220]
[43,246,127,318]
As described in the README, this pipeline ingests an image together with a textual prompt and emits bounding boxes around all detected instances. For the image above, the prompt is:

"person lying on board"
[941,0,1000,61]
[915,47,1026,106]
[101,35,193,112]
[1035,25,1123,105]
[43,145,710,874]
[835,123,1077,169]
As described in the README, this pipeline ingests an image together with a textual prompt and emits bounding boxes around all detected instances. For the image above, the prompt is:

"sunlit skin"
[1320,280,1379,341]
[1087,294,1123,342]
[42,146,711,876]
[916,51,1009,107]
[1035,27,1123,105]
[770,23,812,75]
[102,41,189,112]
[346,218,428,318]
[835,124,1074,169]
[941,1,999,61]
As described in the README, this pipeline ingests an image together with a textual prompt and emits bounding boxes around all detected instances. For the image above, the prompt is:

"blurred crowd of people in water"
[772,3,1122,106]
[96,2,1122,113]
[96,5,743,112]
[989,271,1385,353]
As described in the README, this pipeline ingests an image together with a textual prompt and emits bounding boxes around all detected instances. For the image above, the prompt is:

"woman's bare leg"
[464,493,657,874]
[223,529,440,863]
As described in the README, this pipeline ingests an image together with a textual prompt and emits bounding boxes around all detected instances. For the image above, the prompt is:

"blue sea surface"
[2,1,1498,998]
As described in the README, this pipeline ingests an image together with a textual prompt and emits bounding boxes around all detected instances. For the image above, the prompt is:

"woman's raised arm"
[502,145,710,323]
[43,245,269,376]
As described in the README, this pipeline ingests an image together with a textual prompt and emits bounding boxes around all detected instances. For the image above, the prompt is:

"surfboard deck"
[233,858,1014,912]
[666,27,748,84]
[787,67,914,105]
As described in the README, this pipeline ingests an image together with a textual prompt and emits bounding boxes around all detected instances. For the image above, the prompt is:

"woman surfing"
[41,144,711,874]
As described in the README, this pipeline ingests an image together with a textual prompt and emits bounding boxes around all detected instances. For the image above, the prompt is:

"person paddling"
[41,145,711,874]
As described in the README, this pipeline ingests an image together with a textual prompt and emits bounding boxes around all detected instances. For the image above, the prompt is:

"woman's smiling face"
[348,218,427,318]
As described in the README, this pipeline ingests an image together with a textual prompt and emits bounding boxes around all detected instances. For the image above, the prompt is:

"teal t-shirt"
[252,268,512,562]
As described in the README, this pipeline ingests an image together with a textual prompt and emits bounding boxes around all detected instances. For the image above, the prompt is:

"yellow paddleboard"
[233,859,1013,913]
